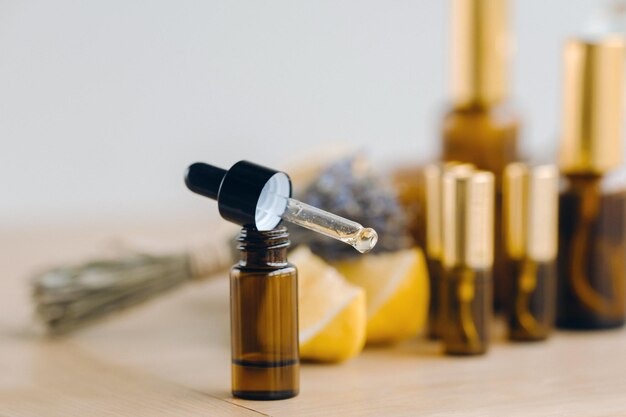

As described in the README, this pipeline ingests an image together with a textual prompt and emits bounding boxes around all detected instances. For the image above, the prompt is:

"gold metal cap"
[442,169,495,269]
[504,163,559,262]
[425,163,474,259]
[451,0,510,106]
[559,37,625,174]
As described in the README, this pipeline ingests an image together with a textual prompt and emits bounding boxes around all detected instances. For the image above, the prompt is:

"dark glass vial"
[442,267,492,355]
[508,260,556,340]
[441,170,494,355]
[424,163,474,339]
[557,175,626,329]
[230,226,299,400]
[427,258,444,339]
[503,163,559,341]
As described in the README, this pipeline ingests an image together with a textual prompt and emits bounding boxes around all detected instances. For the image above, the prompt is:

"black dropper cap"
[185,160,292,229]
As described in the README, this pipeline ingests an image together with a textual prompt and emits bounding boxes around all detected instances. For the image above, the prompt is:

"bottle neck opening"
[237,226,290,267]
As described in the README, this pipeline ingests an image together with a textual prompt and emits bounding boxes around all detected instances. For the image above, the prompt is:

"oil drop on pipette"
[185,160,377,401]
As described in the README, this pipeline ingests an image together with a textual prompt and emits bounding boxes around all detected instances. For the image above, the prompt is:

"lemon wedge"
[290,246,367,363]
[334,248,429,344]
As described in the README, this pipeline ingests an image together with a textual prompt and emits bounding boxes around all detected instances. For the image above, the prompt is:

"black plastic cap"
[218,160,289,227]
[185,160,292,228]
[185,163,227,200]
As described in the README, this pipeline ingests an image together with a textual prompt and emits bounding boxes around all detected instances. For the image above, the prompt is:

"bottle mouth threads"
[237,226,291,251]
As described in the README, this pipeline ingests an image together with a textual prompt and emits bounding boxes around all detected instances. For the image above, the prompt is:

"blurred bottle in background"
[424,162,474,340]
[503,163,559,341]
[441,169,494,355]
[557,37,626,330]
[441,0,521,312]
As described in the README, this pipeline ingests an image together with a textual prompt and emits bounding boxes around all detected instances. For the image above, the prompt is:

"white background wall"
[0,0,608,228]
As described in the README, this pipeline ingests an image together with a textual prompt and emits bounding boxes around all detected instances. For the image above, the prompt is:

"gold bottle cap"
[442,169,495,269]
[425,163,474,259]
[559,37,625,174]
[504,163,559,262]
[451,0,510,107]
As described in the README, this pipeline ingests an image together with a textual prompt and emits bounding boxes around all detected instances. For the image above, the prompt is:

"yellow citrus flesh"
[333,248,430,344]
[290,246,367,363]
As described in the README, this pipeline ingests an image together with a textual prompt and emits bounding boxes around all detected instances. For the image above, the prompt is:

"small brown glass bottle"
[424,163,474,339]
[441,170,494,355]
[557,37,626,330]
[504,163,559,341]
[230,226,299,400]
[186,160,374,400]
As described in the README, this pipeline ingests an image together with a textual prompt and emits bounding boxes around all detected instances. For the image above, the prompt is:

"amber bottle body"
[230,227,299,400]
[557,175,626,329]
[442,266,492,355]
[507,260,556,341]
[442,104,519,311]
[427,258,444,339]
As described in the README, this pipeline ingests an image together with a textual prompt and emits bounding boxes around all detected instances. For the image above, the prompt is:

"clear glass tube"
[281,198,378,253]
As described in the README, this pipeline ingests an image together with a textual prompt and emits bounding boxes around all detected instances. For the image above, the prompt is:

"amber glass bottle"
[441,0,520,312]
[424,164,445,339]
[504,163,559,341]
[441,170,494,355]
[558,174,626,329]
[230,226,299,400]
[424,163,474,339]
[557,37,626,330]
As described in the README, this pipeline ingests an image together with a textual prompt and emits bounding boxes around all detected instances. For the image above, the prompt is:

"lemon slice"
[290,246,367,363]
[334,248,429,344]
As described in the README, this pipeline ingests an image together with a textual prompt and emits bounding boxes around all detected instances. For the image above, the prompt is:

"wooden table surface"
[2,219,626,417]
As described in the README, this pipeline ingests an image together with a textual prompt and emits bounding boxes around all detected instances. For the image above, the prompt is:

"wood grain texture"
[2,220,626,416]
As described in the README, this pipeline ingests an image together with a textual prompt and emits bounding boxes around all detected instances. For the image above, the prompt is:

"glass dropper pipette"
[280,197,377,253]
[185,161,378,253]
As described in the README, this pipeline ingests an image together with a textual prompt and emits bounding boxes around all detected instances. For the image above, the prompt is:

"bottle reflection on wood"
[504,164,559,341]
[441,170,494,355]
[230,226,299,400]
[556,37,626,330]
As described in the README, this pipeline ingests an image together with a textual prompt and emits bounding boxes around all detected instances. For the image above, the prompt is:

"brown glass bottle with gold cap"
[441,0,520,312]
[557,37,626,330]
[441,170,494,355]
[504,163,559,341]
[230,226,299,400]
[424,162,474,339]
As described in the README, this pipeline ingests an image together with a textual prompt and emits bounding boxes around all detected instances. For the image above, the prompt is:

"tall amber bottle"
[441,0,520,311]
[504,163,559,341]
[441,170,494,355]
[230,226,299,400]
[557,37,626,330]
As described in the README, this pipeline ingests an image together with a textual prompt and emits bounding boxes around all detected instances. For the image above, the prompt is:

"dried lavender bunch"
[32,240,233,335]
